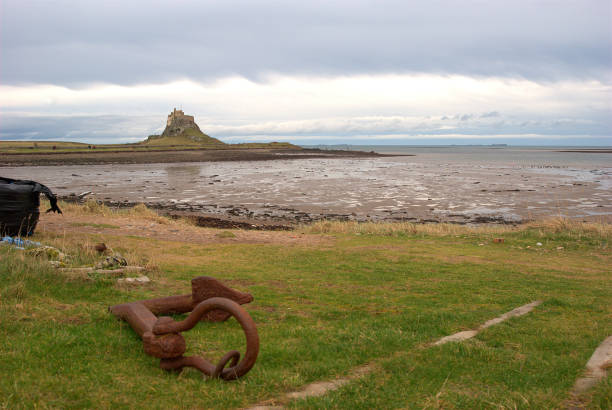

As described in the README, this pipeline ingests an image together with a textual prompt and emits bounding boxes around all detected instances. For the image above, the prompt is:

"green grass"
[0,219,610,408]
[142,130,225,147]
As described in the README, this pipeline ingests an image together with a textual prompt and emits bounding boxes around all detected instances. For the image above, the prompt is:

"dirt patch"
[37,212,333,247]
[178,214,292,231]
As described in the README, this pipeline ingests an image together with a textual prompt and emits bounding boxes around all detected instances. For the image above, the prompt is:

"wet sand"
[2,149,610,227]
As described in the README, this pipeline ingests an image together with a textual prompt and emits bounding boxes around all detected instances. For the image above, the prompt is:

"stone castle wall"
[162,108,202,137]
[166,108,195,126]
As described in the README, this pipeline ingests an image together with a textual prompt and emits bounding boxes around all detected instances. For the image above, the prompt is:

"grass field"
[0,139,298,154]
[0,203,610,408]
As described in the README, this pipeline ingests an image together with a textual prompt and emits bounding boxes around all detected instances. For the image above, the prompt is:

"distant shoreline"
[555,149,612,153]
[0,147,405,167]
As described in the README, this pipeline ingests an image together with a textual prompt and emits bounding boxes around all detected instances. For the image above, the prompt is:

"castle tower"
[162,108,201,138]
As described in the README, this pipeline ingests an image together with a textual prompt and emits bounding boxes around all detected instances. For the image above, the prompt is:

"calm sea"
[308,145,612,167]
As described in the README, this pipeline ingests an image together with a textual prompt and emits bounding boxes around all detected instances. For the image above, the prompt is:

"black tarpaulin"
[0,177,62,237]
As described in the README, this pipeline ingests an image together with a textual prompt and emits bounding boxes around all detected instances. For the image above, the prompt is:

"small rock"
[95,253,128,270]
[556,246,564,250]
[478,243,485,246]
[493,238,504,243]
[27,246,66,261]
[49,260,64,268]
[118,275,151,285]
[536,242,543,246]
[93,243,107,253]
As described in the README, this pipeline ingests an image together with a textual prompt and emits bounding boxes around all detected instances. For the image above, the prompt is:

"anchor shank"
[110,302,157,337]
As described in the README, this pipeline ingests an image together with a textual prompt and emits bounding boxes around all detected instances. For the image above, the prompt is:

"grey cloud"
[1,0,610,86]
[0,113,162,143]
[2,112,609,144]
[480,111,500,118]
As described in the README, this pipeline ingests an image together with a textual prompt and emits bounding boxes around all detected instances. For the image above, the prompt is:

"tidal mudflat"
[2,147,610,226]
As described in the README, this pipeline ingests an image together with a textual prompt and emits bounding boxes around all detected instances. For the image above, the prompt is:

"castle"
[161,107,203,137]
[166,108,194,127]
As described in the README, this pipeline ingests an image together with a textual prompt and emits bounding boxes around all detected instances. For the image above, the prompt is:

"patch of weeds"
[0,281,27,302]
[86,270,122,281]
[216,230,237,239]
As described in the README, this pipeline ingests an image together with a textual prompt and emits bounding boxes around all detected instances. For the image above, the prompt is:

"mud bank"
[58,196,546,230]
[0,147,394,167]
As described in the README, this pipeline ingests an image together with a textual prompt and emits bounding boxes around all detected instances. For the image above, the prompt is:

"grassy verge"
[1,204,610,408]
[0,140,298,154]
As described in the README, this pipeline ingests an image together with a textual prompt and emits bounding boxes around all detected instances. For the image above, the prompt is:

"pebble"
[117,276,151,285]
[536,242,543,246]
[95,253,128,269]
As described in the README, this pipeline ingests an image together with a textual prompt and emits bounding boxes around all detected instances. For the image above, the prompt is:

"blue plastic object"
[0,236,41,249]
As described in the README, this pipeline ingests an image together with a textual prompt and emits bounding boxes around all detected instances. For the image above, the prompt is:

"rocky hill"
[144,108,225,146]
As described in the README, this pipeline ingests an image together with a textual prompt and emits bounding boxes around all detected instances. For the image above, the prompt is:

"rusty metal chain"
[110,276,259,380]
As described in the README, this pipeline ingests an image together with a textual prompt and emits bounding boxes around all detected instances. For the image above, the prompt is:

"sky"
[1,0,611,145]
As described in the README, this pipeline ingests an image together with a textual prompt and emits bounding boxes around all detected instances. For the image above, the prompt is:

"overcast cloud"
[1,0,610,144]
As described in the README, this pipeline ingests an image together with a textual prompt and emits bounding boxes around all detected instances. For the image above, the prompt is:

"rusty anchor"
[109,276,259,380]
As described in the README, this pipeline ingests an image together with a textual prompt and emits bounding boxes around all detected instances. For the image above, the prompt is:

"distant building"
[162,107,202,137]
[166,108,195,127]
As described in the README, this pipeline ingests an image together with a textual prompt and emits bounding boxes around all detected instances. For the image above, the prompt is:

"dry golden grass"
[57,199,114,216]
[53,199,175,225]
[301,218,612,240]
[302,220,515,236]
[51,199,612,241]
[527,216,612,238]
